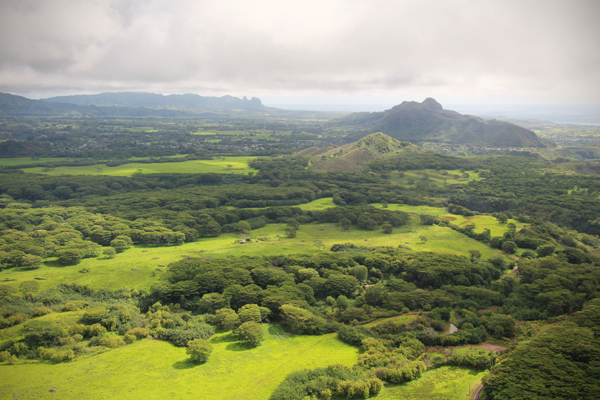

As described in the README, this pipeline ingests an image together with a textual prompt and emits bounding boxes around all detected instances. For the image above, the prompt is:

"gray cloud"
[0,0,598,105]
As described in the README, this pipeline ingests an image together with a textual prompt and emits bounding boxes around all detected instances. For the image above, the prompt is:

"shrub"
[186,338,213,364]
[234,321,264,347]
[126,327,149,339]
[98,337,125,348]
[33,306,52,317]
[158,323,214,347]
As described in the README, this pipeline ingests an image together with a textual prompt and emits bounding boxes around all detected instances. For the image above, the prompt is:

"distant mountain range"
[44,92,267,110]
[0,91,270,117]
[332,98,553,148]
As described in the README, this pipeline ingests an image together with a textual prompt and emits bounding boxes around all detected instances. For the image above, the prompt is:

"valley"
[0,98,599,400]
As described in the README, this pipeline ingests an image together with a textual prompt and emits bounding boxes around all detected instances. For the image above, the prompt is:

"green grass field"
[364,313,420,327]
[387,169,486,188]
[0,218,511,293]
[21,157,258,176]
[371,203,527,237]
[0,325,358,400]
[376,366,487,400]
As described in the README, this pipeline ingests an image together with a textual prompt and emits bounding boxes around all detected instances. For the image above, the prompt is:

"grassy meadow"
[376,366,487,400]
[0,326,358,400]
[387,169,486,187]
[0,216,515,293]
[364,313,420,327]
[0,196,516,400]
[370,203,527,237]
[20,156,258,176]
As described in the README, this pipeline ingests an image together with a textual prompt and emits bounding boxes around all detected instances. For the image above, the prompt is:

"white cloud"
[0,0,598,105]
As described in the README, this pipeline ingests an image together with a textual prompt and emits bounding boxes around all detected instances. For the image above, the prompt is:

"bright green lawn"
[21,157,258,176]
[0,326,358,400]
[0,219,509,292]
[376,366,487,400]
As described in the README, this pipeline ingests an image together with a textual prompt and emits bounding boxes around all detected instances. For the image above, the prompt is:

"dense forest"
[1,115,600,399]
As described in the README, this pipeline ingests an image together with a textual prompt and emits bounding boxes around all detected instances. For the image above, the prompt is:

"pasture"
[376,366,487,400]
[370,203,527,237]
[0,325,358,400]
[387,169,486,187]
[364,313,420,327]
[21,156,258,176]
[0,219,513,293]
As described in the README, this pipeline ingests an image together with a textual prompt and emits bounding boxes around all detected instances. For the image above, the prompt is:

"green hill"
[307,132,430,171]
[331,98,553,148]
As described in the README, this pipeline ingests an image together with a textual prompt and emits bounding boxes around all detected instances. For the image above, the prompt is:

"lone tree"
[468,250,482,261]
[382,223,393,234]
[237,220,251,234]
[340,218,351,230]
[497,213,508,224]
[502,241,518,254]
[103,248,117,259]
[284,223,298,238]
[234,321,264,347]
[110,235,133,253]
[186,339,213,364]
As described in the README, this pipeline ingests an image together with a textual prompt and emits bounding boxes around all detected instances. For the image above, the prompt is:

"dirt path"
[472,383,484,400]
[424,342,509,353]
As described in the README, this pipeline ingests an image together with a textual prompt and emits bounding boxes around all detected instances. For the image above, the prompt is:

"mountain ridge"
[44,91,267,111]
[332,98,553,148]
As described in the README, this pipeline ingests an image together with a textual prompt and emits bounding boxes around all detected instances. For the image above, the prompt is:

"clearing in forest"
[0,326,358,400]
[20,156,258,176]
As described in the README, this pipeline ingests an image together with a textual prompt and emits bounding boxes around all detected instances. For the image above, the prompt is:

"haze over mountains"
[0,92,270,118]
[0,92,551,150]
[44,92,266,110]
[334,98,552,149]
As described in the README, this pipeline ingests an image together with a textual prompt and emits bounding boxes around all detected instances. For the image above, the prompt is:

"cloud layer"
[1,0,599,104]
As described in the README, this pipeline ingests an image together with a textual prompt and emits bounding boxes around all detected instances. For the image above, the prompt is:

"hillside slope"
[308,132,430,171]
[332,98,552,148]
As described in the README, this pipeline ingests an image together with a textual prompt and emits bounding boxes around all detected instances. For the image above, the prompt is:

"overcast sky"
[0,0,599,115]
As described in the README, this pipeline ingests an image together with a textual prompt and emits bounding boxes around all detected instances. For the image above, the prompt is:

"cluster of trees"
[269,365,383,400]
[0,283,148,363]
[367,152,479,172]
[0,282,221,364]
[0,205,190,268]
[483,300,600,399]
